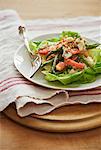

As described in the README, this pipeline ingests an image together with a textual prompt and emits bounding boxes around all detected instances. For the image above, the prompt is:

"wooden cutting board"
[4,103,101,132]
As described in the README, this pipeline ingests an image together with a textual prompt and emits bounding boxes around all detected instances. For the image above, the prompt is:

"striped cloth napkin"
[0,10,101,117]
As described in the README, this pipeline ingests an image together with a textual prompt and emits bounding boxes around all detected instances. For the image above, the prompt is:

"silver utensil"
[18,26,41,78]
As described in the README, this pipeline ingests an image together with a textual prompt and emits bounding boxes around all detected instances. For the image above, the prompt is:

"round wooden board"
[4,103,101,132]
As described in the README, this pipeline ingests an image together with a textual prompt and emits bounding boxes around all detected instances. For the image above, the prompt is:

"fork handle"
[18,26,32,54]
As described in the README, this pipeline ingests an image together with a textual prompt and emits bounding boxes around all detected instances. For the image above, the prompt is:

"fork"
[18,26,41,78]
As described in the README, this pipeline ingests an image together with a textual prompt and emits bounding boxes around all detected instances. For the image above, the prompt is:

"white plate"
[14,33,101,90]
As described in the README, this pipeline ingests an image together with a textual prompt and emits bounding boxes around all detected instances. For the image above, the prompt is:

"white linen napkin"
[0,9,101,117]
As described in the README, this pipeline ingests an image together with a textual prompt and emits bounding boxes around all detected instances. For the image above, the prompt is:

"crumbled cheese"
[69,69,76,74]
[66,37,74,42]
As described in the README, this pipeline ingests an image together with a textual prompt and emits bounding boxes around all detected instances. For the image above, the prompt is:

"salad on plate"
[29,31,101,85]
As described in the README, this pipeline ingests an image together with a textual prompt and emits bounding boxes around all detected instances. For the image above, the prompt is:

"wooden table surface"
[0,0,100,19]
[0,112,101,150]
[0,0,101,150]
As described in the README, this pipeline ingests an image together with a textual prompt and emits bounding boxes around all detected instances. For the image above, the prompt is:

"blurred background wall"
[0,0,100,19]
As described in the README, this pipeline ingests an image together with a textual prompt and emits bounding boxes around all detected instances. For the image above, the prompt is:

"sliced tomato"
[38,49,49,55]
[64,59,85,69]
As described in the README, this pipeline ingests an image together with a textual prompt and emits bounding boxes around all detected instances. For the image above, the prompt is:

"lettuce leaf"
[87,48,101,74]
[29,41,38,53]
[88,48,101,63]
[48,37,60,42]
[84,67,95,75]
[42,67,99,85]
[93,62,101,74]
[33,41,41,46]
[57,71,83,84]
[78,72,96,83]
[61,31,80,38]
[38,40,57,49]
[42,71,83,85]
[42,71,57,81]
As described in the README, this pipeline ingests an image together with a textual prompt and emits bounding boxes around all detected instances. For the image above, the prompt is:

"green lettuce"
[78,72,96,83]
[42,70,97,85]
[61,31,80,38]
[48,37,60,42]
[42,71,83,85]
[88,48,101,74]
[57,71,83,84]
[88,48,101,63]
[29,41,38,53]
[93,62,101,74]
[42,71,57,81]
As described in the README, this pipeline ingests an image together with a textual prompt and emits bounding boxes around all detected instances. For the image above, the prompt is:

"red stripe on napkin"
[0,77,24,84]
[0,79,31,88]
[0,81,33,93]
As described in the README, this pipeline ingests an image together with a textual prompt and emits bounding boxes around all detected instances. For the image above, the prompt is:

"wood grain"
[3,104,101,132]
[0,0,100,19]
[0,0,101,149]
[0,113,101,150]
